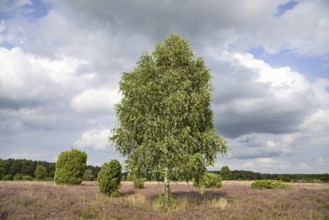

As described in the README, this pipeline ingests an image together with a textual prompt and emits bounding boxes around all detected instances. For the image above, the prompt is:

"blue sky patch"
[249,47,329,80]
[275,1,298,17]
[23,0,51,20]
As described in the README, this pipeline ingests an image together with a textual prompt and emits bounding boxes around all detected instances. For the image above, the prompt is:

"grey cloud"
[233,149,288,160]
[0,96,43,110]
[215,100,309,138]
[209,54,314,138]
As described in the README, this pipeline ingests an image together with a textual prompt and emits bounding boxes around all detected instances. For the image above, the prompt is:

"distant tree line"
[209,170,329,182]
[0,158,100,181]
[1,158,328,183]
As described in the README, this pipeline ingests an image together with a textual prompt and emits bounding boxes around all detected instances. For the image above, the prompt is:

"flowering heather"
[0,181,328,219]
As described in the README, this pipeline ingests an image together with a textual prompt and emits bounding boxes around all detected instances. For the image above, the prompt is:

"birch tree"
[111,34,227,209]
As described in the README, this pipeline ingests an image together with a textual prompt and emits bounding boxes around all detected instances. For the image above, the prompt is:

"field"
[1,181,329,219]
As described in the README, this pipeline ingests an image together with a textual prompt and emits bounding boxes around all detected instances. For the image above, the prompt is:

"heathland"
[1,181,328,219]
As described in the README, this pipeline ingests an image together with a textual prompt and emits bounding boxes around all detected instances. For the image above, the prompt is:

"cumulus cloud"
[210,51,313,138]
[74,129,111,150]
[0,47,85,105]
[71,88,121,114]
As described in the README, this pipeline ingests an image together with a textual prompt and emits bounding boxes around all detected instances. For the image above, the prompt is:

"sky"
[0,0,328,174]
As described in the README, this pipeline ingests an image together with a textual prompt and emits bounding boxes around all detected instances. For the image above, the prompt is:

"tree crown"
[111,33,227,181]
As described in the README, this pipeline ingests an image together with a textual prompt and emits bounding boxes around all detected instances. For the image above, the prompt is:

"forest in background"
[0,158,328,182]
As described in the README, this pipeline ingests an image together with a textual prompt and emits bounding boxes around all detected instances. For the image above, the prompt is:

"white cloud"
[242,161,254,169]
[301,109,329,134]
[266,140,276,148]
[7,151,44,160]
[311,79,329,107]
[71,88,121,114]
[0,47,85,102]
[211,51,313,138]
[74,129,111,150]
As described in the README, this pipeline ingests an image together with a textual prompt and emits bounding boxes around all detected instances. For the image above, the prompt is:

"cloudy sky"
[0,0,328,174]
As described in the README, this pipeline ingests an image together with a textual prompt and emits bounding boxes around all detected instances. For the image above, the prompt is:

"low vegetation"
[251,180,292,189]
[1,181,328,219]
[97,159,122,197]
[193,172,222,193]
[133,178,146,189]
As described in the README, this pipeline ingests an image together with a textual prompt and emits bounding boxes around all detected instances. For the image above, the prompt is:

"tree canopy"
[220,166,231,180]
[110,34,227,208]
[34,164,48,180]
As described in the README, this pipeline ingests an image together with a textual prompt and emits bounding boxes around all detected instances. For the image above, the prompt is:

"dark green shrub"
[2,174,13,181]
[22,175,33,181]
[46,177,53,181]
[97,160,122,197]
[34,164,48,181]
[13,174,23,181]
[133,178,146,189]
[54,149,87,185]
[251,180,292,189]
[321,173,329,182]
[277,175,292,182]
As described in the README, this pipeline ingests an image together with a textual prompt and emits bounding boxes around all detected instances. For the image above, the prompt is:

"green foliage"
[156,193,176,209]
[34,164,48,181]
[13,174,23,181]
[22,175,33,181]
[251,180,292,189]
[0,160,5,180]
[82,169,94,181]
[2,174,13,180]
[277,175,292,182]
[86,165,101,180]
[133,178,146,189]
[321,173,329,182]
[194,172,222,193]
[0,158,55,179]
[220,166,231,180]
[111,34,227,209]
[97,160,122,197]
[45,177,54,181]
[54,149,87,185]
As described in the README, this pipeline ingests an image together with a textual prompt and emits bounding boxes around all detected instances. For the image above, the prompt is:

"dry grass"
[1,180,329,219]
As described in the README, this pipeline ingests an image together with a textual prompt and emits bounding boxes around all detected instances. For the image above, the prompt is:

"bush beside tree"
[133,178,146,189]
[97,160,122,197]
[54,149,87,185]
